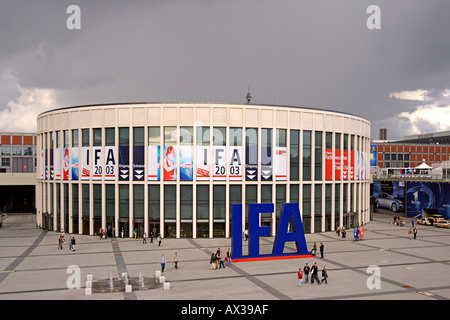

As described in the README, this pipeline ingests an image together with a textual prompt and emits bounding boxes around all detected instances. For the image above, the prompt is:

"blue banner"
[119,146,129,181]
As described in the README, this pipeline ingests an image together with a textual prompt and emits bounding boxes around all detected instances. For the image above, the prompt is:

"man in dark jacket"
[311,262,321,284]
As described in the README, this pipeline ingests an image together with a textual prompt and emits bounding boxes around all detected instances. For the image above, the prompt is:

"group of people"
[141,232,162,246]
[392,216,407,227]
[335,226,347,238]
[210,248,232,270]
[298,262,328,286]
[309,242,325,258]
[160,252,179,273]
[57,231,76,251]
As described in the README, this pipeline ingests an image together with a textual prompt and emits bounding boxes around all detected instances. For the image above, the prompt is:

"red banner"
[325,149,333,180]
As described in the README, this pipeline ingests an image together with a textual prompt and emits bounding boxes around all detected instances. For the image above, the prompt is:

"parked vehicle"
[417,218,431,226]
[374,193,404,213]
[428,215,445,225]
[435,220,450,229]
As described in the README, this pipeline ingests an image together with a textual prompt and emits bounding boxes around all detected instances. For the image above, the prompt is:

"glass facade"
[36,103,371,238]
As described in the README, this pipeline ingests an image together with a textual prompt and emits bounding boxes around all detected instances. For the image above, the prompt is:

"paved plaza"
[1,213,450,302]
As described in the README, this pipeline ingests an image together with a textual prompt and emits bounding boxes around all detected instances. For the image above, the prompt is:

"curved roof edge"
[37,101,370,122]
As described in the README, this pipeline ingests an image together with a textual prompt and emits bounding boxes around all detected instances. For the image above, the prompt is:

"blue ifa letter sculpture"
[231,203,309,259]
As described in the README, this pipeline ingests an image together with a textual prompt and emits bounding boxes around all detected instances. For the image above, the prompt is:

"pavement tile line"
[0,230,47,286]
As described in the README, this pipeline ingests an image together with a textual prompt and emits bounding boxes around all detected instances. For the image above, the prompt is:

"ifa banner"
[133,146,145,181]
[163,145,177,181]
[50,148,54,180]
[147,145,160,181]
[179,146,193,181]
[334,149,341,179]
[45,149,48,180]
[71,147,79,180]
[119,146,129,181]
[213,146,226,181]
[63,147,69,180]
[196,146,209,180]
[81,147,90,180]
[104,147,116,180]
[92,147,102,180]
[325,149,333,180]
[229,146,242,181]
[342,149,348,180]
[261,145,272,181]
[275,147,287,181]
[54,148,61,179]
[350,150,355,180]
[246,146,258,181]
[40,149,44,179]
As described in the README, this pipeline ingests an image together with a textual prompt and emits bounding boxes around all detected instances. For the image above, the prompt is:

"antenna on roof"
[246,86,252,104]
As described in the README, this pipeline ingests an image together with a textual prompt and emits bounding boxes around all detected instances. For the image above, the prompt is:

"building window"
[133,185,144,219]
[303,131,312,181]
[315,131,323,181]
[72,129,79,147]
[12,146,22,156]
[290,130,299,181]
[82,129,89,147]
[1,157,10,167]
[106,184,115,218]
[119,184,129,218]
[314,184,322,232]
[148,185,160,220]
[148,127,160,145]
[105,128,115,146]
[196,185,209,238]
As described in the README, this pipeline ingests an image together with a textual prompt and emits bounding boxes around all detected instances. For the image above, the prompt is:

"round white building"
[36,102,371,238]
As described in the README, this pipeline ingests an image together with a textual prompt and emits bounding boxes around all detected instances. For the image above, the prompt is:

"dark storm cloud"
[0,0,449,138]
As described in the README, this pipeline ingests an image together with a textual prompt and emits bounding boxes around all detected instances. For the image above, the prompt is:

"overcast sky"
[0,0,449,140]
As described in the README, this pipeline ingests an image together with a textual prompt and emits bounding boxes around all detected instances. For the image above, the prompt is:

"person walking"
[68,236,73,251]
[408,228,413,239]
[71,236,76,251]
[226,248,232,266]
[58,235,63,250]
[413,226,418,239]
[310,262,321,284]
[319,242,324,258]
[173,252,179,269]
[142,233,147,244]
[160,254,166,273]
[303,263,310,283]
[298,268,303,287]
[321,266,328,284]
[210,253,217,270]
[219,251,226,269]
[311,242,317,256]
[150,231,154,243]
[157,234,162,246]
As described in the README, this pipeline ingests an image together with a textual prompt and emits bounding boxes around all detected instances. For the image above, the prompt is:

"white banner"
[81,147,90,180]
[54,148,61,179]
[196,146,210,181]
[105,146,116,180]
[213,146,226,181]
[229,146,242,181]
[92,147,103,180]
[147,145,160,181]
[275,147,287,180]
